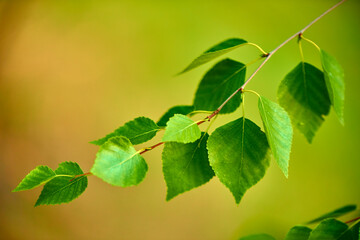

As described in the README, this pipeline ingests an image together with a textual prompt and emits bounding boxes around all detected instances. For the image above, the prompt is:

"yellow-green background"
[1,0,359,239]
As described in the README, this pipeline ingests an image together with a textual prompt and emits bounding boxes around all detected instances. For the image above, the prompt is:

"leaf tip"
[339,116,345,126]
[283,170,289,179]
[305,135,314,144]
[232,193,243,205]
[34,199,42,207]
[165,195,174,202]
[89,140,100,145]
[176,70,186,76]
[34,200,49,207]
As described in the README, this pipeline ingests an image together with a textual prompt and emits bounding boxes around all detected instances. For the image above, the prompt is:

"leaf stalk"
[132,0,347,156]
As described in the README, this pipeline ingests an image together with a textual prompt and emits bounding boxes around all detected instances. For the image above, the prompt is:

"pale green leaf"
[238,234,276,240]
[90,117,159,145]
[308,219,348,240]
[258,96,293,177]
[180,38,247,74]
[193,58,246,114]
[13,166,55,192]
[307,204,356,224]
[285,226,312,240]
[162,133,214,200]
[157,105,195,127]
[91,136,148,187]
[277,62,331,143]
[35,162,88,206]
[320,50,345,125]
[207,117,271,204]
[162,114,201,143]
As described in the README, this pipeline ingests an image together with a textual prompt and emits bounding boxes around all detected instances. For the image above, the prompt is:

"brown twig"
[214,0,346,114]
[137,0,347,155]
[70,172,92,181]
[139,142,165,155]
[345,216,360,224]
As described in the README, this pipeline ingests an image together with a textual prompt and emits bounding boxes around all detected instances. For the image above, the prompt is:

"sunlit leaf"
[35,162,88,206]
[320,50,345,125]
[162,114,201,143]
[91,136,148,187]
[90,117,159,145]
[258,96,293,177]
[13,166,56,192]
[157,105,195,127]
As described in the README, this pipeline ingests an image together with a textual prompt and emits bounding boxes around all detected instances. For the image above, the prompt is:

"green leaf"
[308,219,348,240]
[162,132,214,200]
[157,105,195,127]
[162,114,201,143]
[35,162,88,206]
[320,49,345,125]
[90,117,160,146]
[238,234,276,240]
[180,38,247,74]
[91,136,148,187]
[258,96,293,177]
[13,166,56,192]
[338,221,360,240]
[207,117,271,204]
[277,62,331,143]
[307,204,357,224]
[193,58,246,114]
[284,226,312,240]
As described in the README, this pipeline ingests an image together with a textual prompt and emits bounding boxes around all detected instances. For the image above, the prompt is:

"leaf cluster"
[239,205,359,240]
[13,162,88,206]
[13,21,345,206]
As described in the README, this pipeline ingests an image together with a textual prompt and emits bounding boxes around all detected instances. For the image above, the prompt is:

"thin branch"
[299,0,347,34]
[139,142,165,155]
[138,119,208,154]
[209,0,346,117]
[344,216,360,224]
[138,0,346,154]
[70,172,92,181]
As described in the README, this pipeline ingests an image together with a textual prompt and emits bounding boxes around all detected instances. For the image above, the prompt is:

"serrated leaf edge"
[162,114,201,143]
[90,136,148,187]
[35,175,88,207]
[12,166,56,192]
[258,96,292,178]
[90,116,160,145]
[179,38,248,74]
[207,118,271,204]
[163,134,214,201]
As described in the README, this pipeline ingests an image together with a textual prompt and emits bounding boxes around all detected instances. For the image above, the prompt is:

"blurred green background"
[1,0,359,239]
